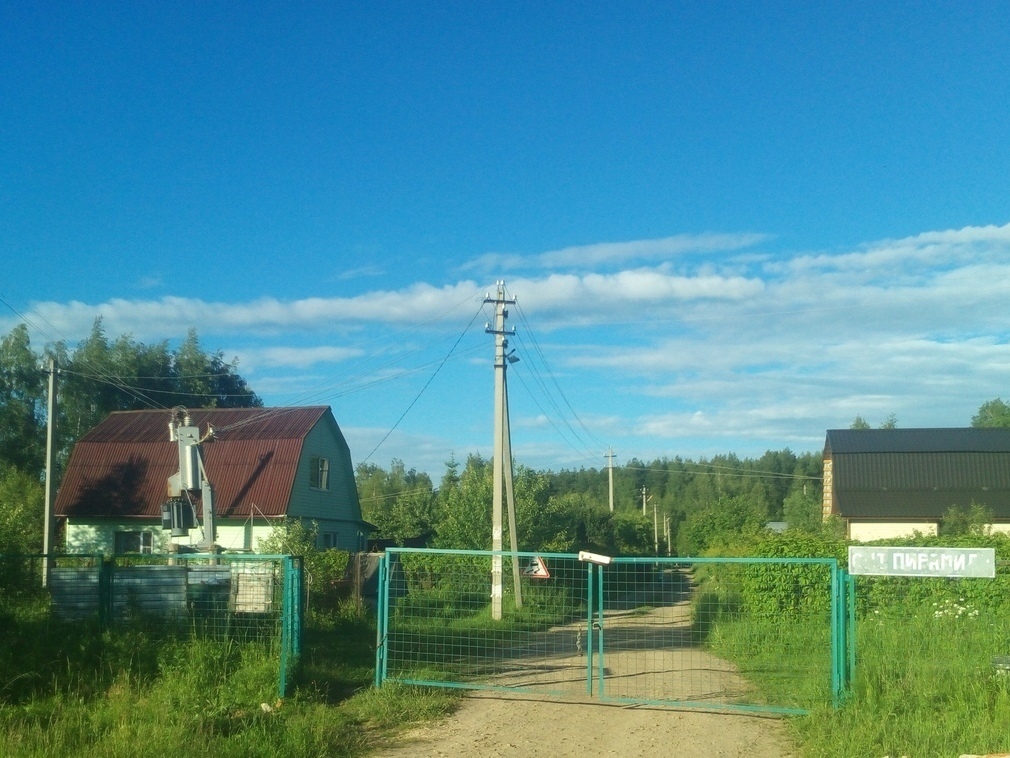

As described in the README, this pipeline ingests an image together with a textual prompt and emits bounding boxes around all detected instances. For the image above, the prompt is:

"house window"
[114,530,154,555]
[322,531,339,549]
[310,456,330,490]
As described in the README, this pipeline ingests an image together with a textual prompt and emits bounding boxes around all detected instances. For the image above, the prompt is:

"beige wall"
[848,521,939,541]
[821,457,834,518]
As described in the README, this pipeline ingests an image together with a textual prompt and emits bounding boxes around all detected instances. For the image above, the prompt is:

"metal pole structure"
[485,281,516,621]
[606,447,615,512]
[641,486,648,515]
[502,378,522,609]
[43,358,58,586]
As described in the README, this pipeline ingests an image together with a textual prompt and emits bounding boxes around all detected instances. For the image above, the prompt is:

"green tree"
[356,459,438,544]
[0,464,45,553]
[850,415,871,430]
[0,321,261,479]
[783,487,822,533]
[939,502,994,536]
[0,325,45,474]
[972,398,1010,428]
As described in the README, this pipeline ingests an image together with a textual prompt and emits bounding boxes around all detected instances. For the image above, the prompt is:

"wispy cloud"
[462,232,771,273]
[238,345,362,369]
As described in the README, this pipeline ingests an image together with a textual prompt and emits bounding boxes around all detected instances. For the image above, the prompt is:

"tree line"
[357,449,826,557]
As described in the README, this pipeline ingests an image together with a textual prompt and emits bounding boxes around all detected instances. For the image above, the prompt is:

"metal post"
[43,358,58,586]
[606,447,615,512]
[502,379,522,609]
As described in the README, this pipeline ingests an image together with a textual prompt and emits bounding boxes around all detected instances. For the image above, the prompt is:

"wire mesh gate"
[376,548,852,713]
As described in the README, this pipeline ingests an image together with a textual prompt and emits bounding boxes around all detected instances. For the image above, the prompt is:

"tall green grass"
[700,592,1010,756]
[793,607,1010,757]
[1,600,458,757]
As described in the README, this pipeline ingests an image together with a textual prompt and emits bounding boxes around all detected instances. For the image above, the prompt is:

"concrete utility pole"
[42,358,58,586]
[485,281,521,620]
[653,499,659,555]
[641,486,650,515]
[606,447,615,512]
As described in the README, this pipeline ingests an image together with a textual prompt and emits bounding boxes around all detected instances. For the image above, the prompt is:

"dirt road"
[376,582,798,757]
[376,691,797,757]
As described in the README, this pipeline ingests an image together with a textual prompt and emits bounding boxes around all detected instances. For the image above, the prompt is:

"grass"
[0,601,459,758]
[791,607,1010,757]
[699,595,1010,756]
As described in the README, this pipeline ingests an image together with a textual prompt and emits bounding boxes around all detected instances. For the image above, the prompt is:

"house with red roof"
[55,406,370,554]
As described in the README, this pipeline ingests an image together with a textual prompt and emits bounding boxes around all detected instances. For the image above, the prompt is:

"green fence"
[0,553,303,698]
[376,548,853,714]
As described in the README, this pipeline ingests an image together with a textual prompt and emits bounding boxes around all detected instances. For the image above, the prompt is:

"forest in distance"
[3,321,1010,557]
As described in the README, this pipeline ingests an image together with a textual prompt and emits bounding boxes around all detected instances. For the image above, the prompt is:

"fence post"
[374,551,389,687]
[847,570,856,694]
[279,555,303,699]
[98,554,112,628]
[595,564,605,700]
[585,561,594,696]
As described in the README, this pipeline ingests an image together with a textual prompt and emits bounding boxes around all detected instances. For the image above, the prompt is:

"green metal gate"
[376,548,853,713]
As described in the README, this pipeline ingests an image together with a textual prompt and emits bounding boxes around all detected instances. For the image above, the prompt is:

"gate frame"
[375,548,853,712]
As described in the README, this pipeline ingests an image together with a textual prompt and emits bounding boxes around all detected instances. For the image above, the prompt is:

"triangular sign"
[521,556,550,579]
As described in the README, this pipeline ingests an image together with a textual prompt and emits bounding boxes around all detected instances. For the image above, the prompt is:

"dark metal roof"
[56,407,332,519]
[825,428,1010,519]
[825,428,1010,455]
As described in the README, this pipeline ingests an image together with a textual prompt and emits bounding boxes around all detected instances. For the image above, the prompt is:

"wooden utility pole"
[43,358,58,586]
[606,447,615,512]
[485,281,521,620]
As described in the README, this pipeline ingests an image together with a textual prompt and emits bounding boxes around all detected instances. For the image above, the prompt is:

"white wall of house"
[848,520,939,541]
[66,518,280,555]
[65,516,363,554]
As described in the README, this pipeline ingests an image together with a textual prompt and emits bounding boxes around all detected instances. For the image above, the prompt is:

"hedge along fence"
[697,532,1010,621]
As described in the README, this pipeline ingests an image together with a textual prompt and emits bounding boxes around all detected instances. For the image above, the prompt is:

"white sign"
[848,546,996,578]
[521,556,550,579]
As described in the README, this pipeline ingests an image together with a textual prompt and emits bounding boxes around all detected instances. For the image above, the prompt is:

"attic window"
[310,456,330,490]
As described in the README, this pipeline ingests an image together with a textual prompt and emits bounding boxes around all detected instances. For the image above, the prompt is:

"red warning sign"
[521,556,550,579]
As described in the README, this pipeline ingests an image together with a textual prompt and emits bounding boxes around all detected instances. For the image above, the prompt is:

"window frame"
[114,530,154,555]
[309,456,330,490]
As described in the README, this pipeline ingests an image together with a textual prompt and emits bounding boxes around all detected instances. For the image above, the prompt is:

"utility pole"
[641,486,649,515]
[653,499,659,555]
[606,447,615,512]
[43,358,58,586]
[664,515,671,556]
[485,281,521,620]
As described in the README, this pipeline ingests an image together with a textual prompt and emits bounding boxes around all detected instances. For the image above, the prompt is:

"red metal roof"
[56,407,331,519]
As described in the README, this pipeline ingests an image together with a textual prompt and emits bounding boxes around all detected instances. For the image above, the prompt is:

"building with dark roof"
[822,427,1010,540]
[55,406,371,554]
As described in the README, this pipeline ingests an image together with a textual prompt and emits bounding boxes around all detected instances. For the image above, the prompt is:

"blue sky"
[3,2,1010,475]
